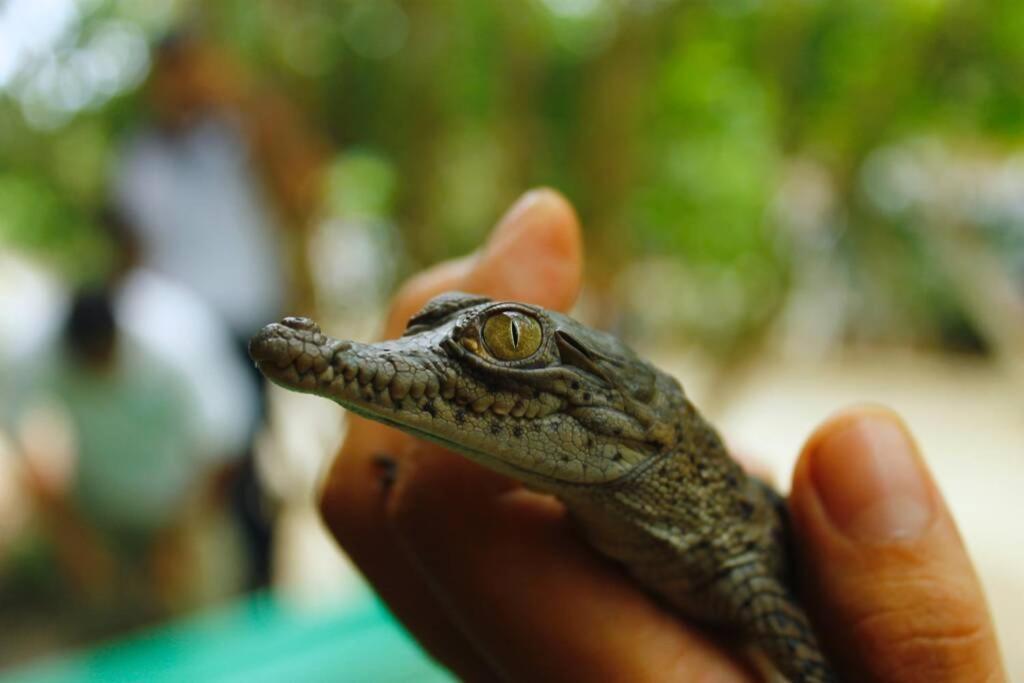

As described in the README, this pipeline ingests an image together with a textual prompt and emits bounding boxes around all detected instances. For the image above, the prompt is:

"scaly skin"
[250,292,837,682]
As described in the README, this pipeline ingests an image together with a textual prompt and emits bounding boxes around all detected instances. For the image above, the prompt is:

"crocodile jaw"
[249,318,565,487]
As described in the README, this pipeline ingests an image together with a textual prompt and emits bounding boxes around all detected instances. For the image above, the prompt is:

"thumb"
[383,188,582,338]
[463,187,582,312]
[789,407,1006,682]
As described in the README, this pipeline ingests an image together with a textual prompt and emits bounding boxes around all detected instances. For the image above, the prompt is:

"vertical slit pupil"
[510,317,520,349]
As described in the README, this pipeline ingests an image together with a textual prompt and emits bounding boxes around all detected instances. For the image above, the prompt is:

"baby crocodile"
[250,292,836,682]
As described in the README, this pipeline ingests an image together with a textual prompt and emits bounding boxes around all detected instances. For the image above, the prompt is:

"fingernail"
[810,412,935,543]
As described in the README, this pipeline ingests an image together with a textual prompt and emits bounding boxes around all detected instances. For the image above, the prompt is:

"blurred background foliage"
[2,0,1024,357]
[4,5,1024,676]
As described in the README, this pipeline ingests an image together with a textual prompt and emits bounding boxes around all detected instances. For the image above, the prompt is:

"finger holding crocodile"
[389,439,759,683]
[789,407,1006,682]
[320,418,497,680]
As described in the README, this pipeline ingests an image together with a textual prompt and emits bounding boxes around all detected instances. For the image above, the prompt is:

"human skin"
[318,189,1006,682]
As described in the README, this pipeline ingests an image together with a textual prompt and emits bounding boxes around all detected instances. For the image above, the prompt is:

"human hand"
[318,189,1006,682]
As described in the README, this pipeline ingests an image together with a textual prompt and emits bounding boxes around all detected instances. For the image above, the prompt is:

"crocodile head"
[249,292,688,490]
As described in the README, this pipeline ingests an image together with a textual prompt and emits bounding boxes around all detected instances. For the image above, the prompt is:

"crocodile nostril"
[281,316,320,333]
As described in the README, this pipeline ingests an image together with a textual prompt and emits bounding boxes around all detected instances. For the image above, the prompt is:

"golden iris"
[482,312,542,360]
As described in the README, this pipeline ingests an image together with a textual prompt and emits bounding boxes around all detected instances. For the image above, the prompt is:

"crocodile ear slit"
[555,331,610,384]
[404,291,492,335]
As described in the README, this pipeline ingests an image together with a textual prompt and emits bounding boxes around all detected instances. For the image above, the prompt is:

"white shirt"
[114,116,286,337]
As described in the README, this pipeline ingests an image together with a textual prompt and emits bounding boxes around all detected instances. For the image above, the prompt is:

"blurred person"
[101,207,256,473]
[1,288,208,631]
[111,31,328,589]
[113,35,286,349]
[114,31,327,340]
[0,209,254,663]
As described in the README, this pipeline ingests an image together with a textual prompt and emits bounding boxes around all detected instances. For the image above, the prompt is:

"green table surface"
[0,592,452,683]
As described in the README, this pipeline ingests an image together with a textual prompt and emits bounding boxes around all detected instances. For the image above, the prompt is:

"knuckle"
[844,572,996,681]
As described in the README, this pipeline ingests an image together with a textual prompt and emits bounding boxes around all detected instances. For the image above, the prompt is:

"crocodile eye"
[482,312,542,360]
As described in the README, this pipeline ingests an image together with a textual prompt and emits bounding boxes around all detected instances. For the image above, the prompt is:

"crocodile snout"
[248,323,292,367]
[249,318,325,370]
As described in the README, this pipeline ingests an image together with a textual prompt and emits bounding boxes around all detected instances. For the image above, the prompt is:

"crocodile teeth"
[424,373,440,398]
[341,362,357,381]
[492,396,514,415]
[409,377,426,400]
[389,374,411,400]
[441,371,456,399]
[373,365,394,392]
[471,395,495,413]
